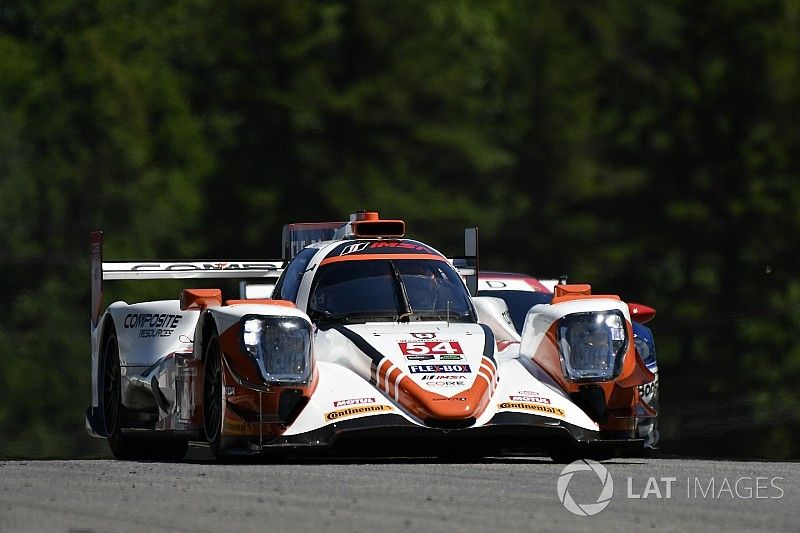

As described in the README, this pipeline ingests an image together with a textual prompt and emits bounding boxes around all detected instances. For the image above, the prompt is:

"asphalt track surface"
[0,451,798,532]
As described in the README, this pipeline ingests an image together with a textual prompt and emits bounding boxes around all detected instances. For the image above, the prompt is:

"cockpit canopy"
[307,257,476,324]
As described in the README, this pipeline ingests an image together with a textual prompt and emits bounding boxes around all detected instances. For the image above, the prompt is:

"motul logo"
[333,397,375,407]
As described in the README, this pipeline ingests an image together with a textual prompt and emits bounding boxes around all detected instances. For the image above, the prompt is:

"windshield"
[477,289,553,333]
[308,259,476,324]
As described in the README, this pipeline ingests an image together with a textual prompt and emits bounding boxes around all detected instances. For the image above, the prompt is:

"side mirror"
[628,302,656,324]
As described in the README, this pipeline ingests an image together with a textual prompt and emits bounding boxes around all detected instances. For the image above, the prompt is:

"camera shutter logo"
[557,459,614,516]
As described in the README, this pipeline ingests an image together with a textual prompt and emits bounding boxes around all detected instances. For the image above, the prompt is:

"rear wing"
[90,231,284,329]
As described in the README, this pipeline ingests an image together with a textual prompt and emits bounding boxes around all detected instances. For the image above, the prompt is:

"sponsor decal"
[411,332,436,339]
[420,374,467,380]
[130,262,277,271]
[324,404,393,421]
[510,395,551,405]
[438,354,464,361]
[433,397,467,402]
[420,375,468,387]
[123,313,183,338]
[333,397,375,408]
[637,375,659,404]
[339,242,371,256]
[406,354,435,361]
[369,241,430,252]
[408,364,471,374]
[421,381,467,387]
[399,341,464,356]
[498,402,565,417]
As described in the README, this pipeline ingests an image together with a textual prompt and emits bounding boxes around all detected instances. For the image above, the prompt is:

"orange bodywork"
[372,357,497,422]
[180,288,222,311]
[532,286,655,432]
[216,321,318,439]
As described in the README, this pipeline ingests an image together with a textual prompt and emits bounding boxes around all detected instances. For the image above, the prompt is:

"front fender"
[193,303,313,361]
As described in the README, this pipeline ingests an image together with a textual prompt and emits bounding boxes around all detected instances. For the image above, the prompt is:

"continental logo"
[498,402,565,417]
[324,404,394,421]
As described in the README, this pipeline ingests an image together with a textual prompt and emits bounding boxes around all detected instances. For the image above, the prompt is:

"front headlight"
[557,311,627,381]
[241,316,312,384]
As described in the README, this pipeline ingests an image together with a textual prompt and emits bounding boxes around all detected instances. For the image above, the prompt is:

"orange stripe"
[377,359,391,386]
[478,365,494,385]
[496,340,517,351]
[388,367,402,398]
[320,253,447,266]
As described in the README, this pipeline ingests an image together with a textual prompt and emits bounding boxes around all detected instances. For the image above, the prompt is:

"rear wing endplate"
[90,231,284,328]
[449,227,479,296]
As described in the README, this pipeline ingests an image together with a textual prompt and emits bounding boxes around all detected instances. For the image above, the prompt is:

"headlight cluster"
[557,311,627,381]
[241,316,312,384]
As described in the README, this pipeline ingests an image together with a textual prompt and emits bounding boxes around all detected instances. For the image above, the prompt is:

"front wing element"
[245,412,643,457]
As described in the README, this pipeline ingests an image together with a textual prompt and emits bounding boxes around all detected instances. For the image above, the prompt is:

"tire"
[101,329,122,439]
[203,330,224,457]
[102,325,187,461]
[102,328,137,459]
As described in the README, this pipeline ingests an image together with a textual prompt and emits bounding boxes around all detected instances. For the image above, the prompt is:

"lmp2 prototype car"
[477,272,659,449]
[85,212,657,461]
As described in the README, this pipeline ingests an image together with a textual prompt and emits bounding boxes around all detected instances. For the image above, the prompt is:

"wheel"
[203,330,224,457]
[102,325,187,461]
[102,328,139,459]
[101,329,122,439]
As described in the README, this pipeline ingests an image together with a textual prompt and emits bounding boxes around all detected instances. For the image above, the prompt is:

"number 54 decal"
[399,341,463,355]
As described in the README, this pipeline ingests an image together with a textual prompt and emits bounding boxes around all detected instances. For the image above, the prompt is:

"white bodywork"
[89,232,652,456]
[519,298,631,361]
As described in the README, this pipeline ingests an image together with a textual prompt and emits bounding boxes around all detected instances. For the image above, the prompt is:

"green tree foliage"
[0,0,798,458]
[0,1,213,456]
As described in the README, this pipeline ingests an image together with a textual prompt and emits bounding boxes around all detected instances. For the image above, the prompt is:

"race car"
[477,272,660,448]
[85,211,656,461]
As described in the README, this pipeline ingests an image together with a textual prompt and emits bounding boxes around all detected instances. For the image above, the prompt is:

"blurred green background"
[1,0,799,459]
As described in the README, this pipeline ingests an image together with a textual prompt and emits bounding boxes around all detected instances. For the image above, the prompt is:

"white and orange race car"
[477,272,660,449]
[86,212,657,461]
